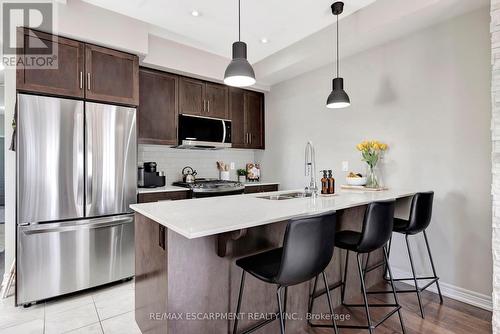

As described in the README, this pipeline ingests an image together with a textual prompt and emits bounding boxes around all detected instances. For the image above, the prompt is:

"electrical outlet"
[230,162,235,170]
[342,161,349,172]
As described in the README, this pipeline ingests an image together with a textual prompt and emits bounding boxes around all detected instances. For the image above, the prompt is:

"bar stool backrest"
[358,200,395,253]
[275,211,336,286]
[407,191,434,234]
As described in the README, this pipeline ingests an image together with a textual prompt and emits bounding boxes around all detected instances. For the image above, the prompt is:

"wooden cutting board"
[340,185,389,191]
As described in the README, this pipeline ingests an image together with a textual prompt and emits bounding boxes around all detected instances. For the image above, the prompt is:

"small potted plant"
[237,169,247,183]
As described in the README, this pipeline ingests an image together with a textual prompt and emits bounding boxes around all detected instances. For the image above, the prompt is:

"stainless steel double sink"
[257,192,313,200]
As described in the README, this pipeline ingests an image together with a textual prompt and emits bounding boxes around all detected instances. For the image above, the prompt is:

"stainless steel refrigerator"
[16,94,137,305]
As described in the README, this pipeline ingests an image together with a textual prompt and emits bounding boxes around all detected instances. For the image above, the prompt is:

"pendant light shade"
[327,78,350,108]
[326,2,350,109]
[224,0,255,87]
[224,41,256,87]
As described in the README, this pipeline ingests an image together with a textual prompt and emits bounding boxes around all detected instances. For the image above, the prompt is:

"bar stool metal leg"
[233,271,246,334]
[341,250,349,304]
[322,271,339,334]
[423,231,444,304]
[356,253,374,334]
[383,247,406,334]
[283,287,288,331]
[276,286,286,334]
[307,275,319,326]
[405,234,425,318]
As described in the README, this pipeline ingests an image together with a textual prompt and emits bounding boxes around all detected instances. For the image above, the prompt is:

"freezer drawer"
[85,102,137,217]
[17,94,85,224]
[17,215,134,305]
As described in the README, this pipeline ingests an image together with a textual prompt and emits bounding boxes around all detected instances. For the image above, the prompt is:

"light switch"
[230,162,235,170]
[342,161,349,172]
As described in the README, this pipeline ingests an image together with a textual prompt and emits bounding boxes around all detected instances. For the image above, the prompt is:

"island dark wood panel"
[134,205,385,334]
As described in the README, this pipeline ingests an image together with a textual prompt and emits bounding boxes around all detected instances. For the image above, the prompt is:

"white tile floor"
[0,280,141,334]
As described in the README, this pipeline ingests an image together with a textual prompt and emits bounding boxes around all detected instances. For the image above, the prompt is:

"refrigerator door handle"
[21,216,134,235]
[85,115,93,214]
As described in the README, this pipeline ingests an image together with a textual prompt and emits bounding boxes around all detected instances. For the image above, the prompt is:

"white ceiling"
[254,0,490,85]
[81,0,376,63]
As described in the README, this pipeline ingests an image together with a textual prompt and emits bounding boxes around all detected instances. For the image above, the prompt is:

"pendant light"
[327,1,350,109]
[224,0,256,87]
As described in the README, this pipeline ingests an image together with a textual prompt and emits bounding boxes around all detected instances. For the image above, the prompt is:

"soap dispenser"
[328,170,335,194]
[321,170,328,194]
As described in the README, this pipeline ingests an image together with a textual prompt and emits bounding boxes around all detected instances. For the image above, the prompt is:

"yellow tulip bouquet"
[356,140,388,188]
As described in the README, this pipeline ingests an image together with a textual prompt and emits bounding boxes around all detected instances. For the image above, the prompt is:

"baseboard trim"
[390,267,492,311]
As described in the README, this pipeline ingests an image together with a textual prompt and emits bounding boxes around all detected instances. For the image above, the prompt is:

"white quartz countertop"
[130,188,418,239]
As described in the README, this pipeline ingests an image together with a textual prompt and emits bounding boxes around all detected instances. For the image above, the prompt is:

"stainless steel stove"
[172,178,245,198]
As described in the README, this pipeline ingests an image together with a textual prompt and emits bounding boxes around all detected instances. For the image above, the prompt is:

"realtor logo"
[2,1,58,69]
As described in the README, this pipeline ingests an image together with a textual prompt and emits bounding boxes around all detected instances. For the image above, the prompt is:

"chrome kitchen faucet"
[305,141,318,196]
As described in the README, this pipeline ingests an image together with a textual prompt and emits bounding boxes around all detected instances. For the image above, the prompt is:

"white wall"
[258,8,492,299]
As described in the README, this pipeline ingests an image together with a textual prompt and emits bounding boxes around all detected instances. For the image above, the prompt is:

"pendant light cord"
[238,0,241,42]
[336,13,339,78]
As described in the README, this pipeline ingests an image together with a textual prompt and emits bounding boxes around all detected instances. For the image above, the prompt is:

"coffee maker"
[138,162,166,188]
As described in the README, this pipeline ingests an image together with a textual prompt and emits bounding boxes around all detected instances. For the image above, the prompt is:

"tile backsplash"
[138,145,259,184]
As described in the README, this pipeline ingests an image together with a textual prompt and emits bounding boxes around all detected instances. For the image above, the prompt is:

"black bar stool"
[309,200,405,334]
[363,191,443,318]
[232,211,339,334]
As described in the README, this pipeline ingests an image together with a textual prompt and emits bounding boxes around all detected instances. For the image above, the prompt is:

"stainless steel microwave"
[175,114,232,149]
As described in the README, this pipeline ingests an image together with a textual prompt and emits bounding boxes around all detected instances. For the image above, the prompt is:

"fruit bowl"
[346,176,367,186]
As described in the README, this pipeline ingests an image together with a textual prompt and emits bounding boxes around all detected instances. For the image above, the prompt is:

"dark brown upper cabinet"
[230,89,265,149]
[17,29,85,98]
[205,83,228,119]
[138,68,178,145]
[229,88,246,148]
[179,77,204,116]
[85,44,139,106]
[179,77,228,119]
[16,29,139,106]
[245,91,264,149]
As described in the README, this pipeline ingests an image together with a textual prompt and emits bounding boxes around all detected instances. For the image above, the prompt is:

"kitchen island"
[131,189,417,334]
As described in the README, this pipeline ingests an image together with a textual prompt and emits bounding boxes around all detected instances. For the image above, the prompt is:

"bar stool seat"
[362,191,443,319]
[233,211,339,334]
[236,248,282,284]
[308,200,406,334]
[334,230,361,250]
[393,218,424,235]
[392,218,411,233]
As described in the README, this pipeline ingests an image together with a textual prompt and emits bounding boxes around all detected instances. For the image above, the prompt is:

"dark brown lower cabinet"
[137,191,191,203]
[138,68,179,145]
[244,184,278,194]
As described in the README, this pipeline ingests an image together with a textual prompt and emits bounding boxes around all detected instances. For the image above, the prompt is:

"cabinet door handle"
[79,72,83,89]
[207,100,210,113]
[249,134,252,145]
[159,225,166,250]
[203,100,206,113]
[87,73,91,91]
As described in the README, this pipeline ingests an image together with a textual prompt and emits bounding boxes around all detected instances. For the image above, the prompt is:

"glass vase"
[366,164,380,189]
